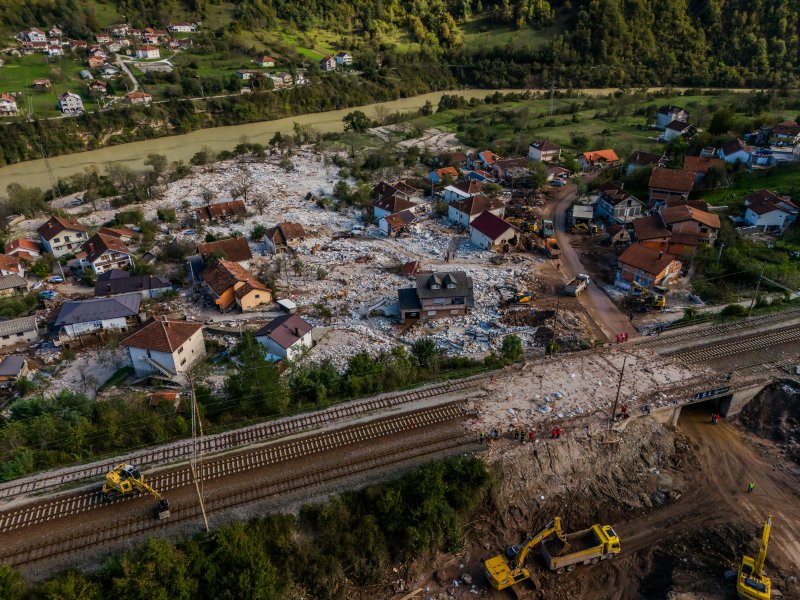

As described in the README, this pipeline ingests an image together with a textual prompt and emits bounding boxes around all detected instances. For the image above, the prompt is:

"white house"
[37,216,88,257]
[135,45,160,59]
[448,194,505,227]
[57,91,84,115]
[378,210,416,236]
[528,140,561,162]
[47,44,64,57]
[169,22,197,33]
[82,232,134,275]
[54,293,141,344]
[662,120,693,142]
[0,94,18,116]
[469,211,517,250]
[743,189,798,232]
[319,56,336,71]
[0,316,39,350]
[122,317,206,380]
[255,315,314,361]
[22,29,47,43]
[0,256,24,277]
[718,139,752,165]
[335,52,353,65]
[656,105,690,130]
[257,55,275,67]
[48,27,63,38]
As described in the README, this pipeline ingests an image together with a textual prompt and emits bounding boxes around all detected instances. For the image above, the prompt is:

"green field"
[462,15,568,49]
[0,54,104,117]
[703,165,800,208]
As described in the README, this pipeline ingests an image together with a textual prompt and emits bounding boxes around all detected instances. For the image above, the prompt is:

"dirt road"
[543,183,634,341]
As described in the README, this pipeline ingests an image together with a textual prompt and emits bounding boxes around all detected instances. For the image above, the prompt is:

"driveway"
[543,182,635,341]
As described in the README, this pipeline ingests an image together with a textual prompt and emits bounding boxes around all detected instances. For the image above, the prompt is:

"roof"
[452,194,505,217]
[683,156,725,173]
[658,105,686,115]
[772,121,800,136]
[98,226,137,239]
[373,194,415,214]
[470,211,515,241]
[660,205,721,229]
[126,91,151,100]
[720,138,752,156]
[0,255,23,273]
[580,149,619,163]
[454,179,485,195]
[627,150,663,166]
[37,216,86,240]
[0,355,25,378]
[55,293,141,326]
[744,189,793,208]
[0,274,28,291]
[202,259,267,297]
[530,140,560,152]
[665,120,692,132]
[400,260,420,276]
[666,197,709,211]
[382,210,416,232]
[94,271,171,296]
[0,316,37,337]
[265,223,307,247]
[121,317,203,353]
[438,151,468,163]
[434,166,459,178]
[84,233,131,264]
[669,231,700,247]
[4,239,40,254]
[618,243,679,276]
[197,237,252,263]
[195,199,247,221]
[648,168,696,193]
[259,55,275,62]
[746,191,798,216]
[141,45,158,51]
[633,216,670,241]
[597,182,640,207]
[415,271,473,300]
[397,287,422,311]
[478,151,501,166]
[254,314,313,349]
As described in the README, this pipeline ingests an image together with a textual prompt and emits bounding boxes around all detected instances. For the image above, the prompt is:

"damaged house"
[397,271,474,322]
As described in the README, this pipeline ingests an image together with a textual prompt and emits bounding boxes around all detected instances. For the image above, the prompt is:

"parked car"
[32,280,45,290]
[49,275,64,283]
[39,291,58,300]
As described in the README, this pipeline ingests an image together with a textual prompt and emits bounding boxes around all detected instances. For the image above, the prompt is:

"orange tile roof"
[660,205,721,229]
[618,243,680,276]
[121,317,202,353]
[581,149,619,163]
[648,168,696,193]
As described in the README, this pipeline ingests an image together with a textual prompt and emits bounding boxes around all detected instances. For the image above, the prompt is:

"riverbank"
[0,86,759,191]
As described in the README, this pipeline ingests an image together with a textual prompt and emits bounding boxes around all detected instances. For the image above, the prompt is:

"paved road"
[544,182,635,341]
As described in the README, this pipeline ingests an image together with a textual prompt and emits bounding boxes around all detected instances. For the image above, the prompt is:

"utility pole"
[188,374,209,532]
[550,298,560,356]
[716,242,725,264]
[607,355,628,440]
[748,263,765,317]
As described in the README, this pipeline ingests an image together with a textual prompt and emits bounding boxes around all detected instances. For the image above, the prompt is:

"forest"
[0,456,492,599]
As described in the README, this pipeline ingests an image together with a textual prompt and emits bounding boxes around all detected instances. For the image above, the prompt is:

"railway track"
[0,401,471,535]
[634,308,800,350]
[665,325,800,364]
[0,374,490,501]
[1,428,476,568]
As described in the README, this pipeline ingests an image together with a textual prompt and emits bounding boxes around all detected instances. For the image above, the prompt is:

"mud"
[374,384,800,600]
[739,381,800,464]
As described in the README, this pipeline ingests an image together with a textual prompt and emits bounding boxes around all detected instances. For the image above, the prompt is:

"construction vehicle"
[628,281,666,310]
[496,285,532,306]
[570,223,602,235]
[485,517,621,590]
[564,274,590,296]
[103,464,170,520]
[541,219,555,238]
[541,523,621,574]
[545,237,561,258]
[737,515,772,600]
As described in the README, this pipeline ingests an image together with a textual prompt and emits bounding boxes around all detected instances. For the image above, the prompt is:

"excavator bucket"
[157,499,170,520]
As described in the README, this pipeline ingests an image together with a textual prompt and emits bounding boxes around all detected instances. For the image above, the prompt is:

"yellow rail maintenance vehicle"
[103,463,170,520]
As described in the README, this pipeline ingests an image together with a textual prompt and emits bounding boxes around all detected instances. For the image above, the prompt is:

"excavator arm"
[753,515,772,575]
[511,517,564,569]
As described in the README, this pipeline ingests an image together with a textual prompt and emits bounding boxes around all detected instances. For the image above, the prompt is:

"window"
[53,237,60,243]
[64,235,71,242]
[427,310,437,316]
[180,358,186,366]
[178,347,183,354]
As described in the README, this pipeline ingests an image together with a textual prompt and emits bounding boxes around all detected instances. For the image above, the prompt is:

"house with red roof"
[469,211,517,250]
[122,317,206,380]
[743,190,798,232]
[255,315,314,361]
[648,168,696,207]
[578,149,619,171]
[617,243,682,289]
[37,216,88,258]
[4,239,41,261]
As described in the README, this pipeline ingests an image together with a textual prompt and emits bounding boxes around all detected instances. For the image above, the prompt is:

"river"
[0,87,748,191]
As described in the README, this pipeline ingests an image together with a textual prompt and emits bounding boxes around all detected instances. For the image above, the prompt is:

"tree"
[224,332,287,416]
[251,224,267,240]
[343,110,373,133]
[0,564,25,600]
[411,338,439,369]
[501,334,523,361]
[527,160,548,190]
[708,108,736,135]
[111,539,195,600]
[4,183,46,217]
[144,153,168,178]
[230,168,254,202]
[483,183,502,199]
[703,164,727,189]
[250,191,269,215]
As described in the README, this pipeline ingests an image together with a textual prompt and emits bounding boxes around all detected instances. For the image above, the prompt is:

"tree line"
[0,455,491,599]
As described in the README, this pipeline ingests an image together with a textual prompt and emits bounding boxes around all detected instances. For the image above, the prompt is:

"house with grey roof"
[94,270,172,299]
[0,274,28,297]
[0,355,28,386]
[0,316,40,349]
[54,293,142,345]
[397,271,474,322]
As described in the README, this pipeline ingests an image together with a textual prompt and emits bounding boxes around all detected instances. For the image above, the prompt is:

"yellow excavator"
[496,285,533,306]
[737,515,772,600]
[103,463,170,520]
[628,281,666,310]
[485,518,568,590]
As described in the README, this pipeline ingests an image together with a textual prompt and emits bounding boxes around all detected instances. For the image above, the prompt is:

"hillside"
[2,0,798,87]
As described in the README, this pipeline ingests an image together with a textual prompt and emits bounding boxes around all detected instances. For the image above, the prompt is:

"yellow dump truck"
[541,524,621,574]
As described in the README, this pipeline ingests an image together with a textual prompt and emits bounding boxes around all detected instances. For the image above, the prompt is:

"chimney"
[293,327,299,336]
[658,251,663,259]
[106,283,112,296]
[88,243,94,253]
